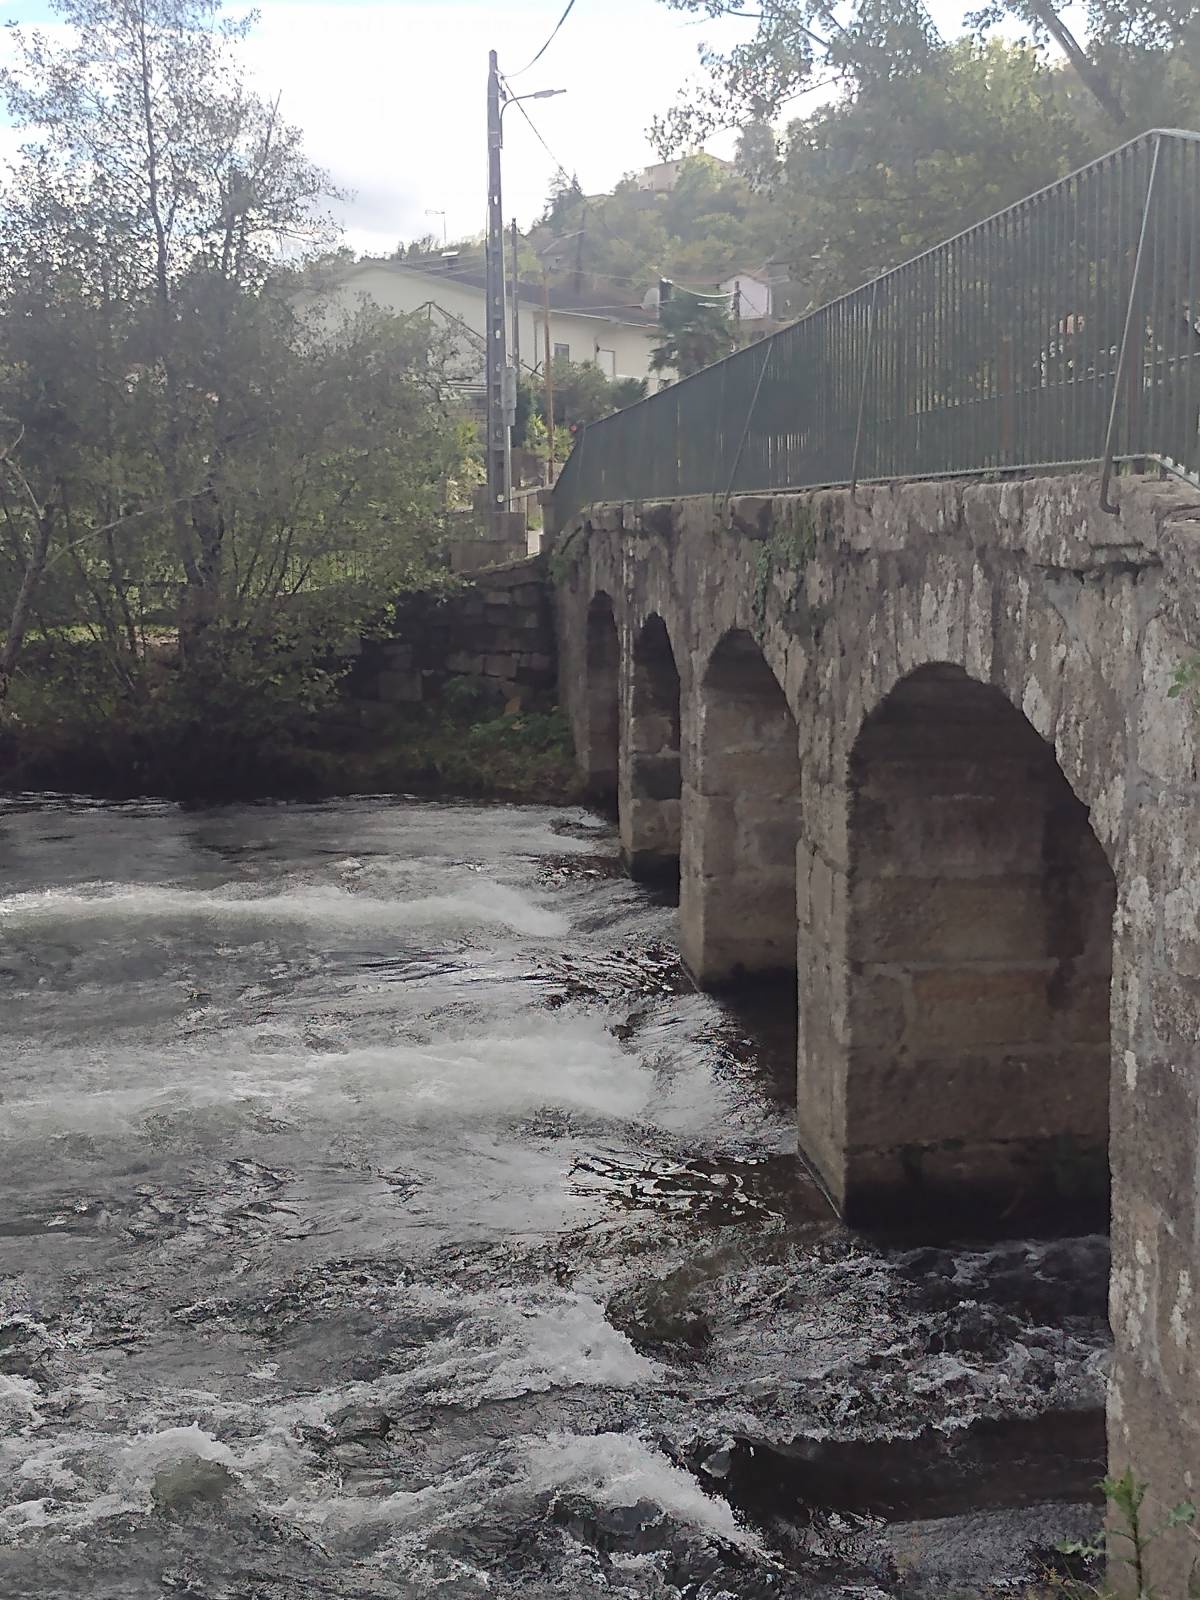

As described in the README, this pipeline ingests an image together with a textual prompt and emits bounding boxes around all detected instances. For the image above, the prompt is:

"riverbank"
[0,698,586,805]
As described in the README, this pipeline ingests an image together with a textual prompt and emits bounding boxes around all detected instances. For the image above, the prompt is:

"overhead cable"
[506,0,581,78]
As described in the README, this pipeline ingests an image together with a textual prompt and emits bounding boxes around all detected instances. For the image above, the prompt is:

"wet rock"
[539,942,691,1007]
[331,1405,393,1444]
[0,1318,53,1380]
[607,1257,721,1354]
[151,1455,236,1510]
[706,1410,1106,1526]
[552,1492,678,1555]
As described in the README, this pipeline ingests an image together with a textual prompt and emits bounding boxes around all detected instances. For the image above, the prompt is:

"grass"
[329,702,586,804]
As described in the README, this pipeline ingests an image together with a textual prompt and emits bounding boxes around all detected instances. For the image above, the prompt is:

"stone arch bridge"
[550,470,1200,1581]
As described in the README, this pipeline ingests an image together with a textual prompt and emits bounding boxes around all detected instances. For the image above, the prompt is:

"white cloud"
[235,0,748,255]
[0,0,1100,261]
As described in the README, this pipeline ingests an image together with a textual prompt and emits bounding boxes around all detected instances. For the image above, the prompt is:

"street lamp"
[424,208,447,245]
[500,87,566,121]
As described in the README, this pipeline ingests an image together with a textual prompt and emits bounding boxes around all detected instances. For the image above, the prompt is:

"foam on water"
[0,876,569,940]
[360,1286,660,1408]
[0,1011,657,1146]
[522,1431,762,1549]
[0,798,1110,1598]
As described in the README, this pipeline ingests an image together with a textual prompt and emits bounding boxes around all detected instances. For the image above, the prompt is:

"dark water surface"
[0,797,1108,1598]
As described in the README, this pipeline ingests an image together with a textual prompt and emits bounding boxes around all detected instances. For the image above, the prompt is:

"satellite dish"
[641,285,661,314]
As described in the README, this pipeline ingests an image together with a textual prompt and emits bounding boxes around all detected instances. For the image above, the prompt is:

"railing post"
[850,278,881,498]
[1100,134,1163,513]
[723,340,773,502]
[997,334,1014,465]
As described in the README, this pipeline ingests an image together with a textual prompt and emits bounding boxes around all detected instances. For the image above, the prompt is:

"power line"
[382,255,659,312]
[507,0,581,78]
[498,83,749,299]
[501,75,575,188]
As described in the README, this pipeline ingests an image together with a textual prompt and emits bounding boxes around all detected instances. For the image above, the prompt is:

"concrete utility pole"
[485,50,512,530]
[487,68,566,516]
[510,218,522,374]
[542,271,556,484]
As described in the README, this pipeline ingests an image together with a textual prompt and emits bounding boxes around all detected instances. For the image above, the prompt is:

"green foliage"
[1059,1467,1196,1597]
[339,703,582,805]
[513,364,647,448]
[736,121,782,192]
[652,292,736,377]
[547,358,622,426]
[546,525,587,586]
[1168,657,1200,706]
[530,154,779,315]
[778,39,1096,306]
[651,0,1200,312]
[750,507,819,629]
[0,0,474,784]
[653,0,1200,150]
[611,377,650,409]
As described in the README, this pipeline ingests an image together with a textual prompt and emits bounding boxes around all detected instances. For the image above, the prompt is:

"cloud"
[234,0,746,255]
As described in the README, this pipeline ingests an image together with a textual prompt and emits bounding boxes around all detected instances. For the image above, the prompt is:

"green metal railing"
[552,130,1200,525]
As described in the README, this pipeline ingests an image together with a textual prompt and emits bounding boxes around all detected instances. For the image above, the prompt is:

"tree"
[0,0,470,758]
[518,361,648,442]
[777,39,1095,306]
[524,157,777,318]
[651,0,941,155]
[736,121,782,192]
[651,0,1200,151]
[651,291,736,376]
[0,0,335,665]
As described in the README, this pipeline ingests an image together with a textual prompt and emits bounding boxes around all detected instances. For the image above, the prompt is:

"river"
[0,796,1109,1598]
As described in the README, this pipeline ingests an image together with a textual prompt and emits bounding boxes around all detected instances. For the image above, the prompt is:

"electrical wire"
[501,76,575,187]
[499,81,754,300]
[390,261,658,325]
[506,0,581,78]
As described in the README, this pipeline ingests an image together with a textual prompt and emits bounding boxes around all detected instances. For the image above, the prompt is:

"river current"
[0,796,1109,1598]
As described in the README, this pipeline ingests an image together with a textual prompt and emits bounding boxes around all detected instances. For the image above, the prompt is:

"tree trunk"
[0,506,55,706]
[1027,0,1127,127]
[177,485,225,669]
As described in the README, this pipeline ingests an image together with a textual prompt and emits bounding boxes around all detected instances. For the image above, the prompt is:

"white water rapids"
[0,796,1108,1597]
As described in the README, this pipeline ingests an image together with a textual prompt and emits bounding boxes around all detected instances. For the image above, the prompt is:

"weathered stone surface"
[352,556,556,709]
[445,651,485,676]
[375,670,424,704]
[554,473,1200,1588]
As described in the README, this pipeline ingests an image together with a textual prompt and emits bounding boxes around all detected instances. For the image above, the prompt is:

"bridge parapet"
[551,130,1200,532]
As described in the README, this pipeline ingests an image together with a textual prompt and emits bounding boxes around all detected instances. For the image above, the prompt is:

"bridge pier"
[620,615,682,884]
[581,593,619,805]
[679,629,800,985]
[838,663,1115,1229]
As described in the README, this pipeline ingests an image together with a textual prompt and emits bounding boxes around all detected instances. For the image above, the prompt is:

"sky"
[0,0,1084,259]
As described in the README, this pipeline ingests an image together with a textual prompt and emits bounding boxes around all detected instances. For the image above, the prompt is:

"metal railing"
[552,130,1200,525]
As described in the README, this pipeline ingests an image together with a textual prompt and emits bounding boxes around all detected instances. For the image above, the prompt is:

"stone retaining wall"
[354,556,555,709]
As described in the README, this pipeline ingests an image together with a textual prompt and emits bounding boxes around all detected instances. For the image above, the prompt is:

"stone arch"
[620,614,683,884]
[680,628,801,985]
[582,592,620,803]
[841,661,1116,1230]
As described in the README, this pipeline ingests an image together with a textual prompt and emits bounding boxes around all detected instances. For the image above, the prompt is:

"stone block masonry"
[353,556,556,710]
[553,471,1200,1591]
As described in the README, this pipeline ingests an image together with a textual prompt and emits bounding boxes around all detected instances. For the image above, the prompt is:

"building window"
[553,342,570,363]
[596,347,616,379]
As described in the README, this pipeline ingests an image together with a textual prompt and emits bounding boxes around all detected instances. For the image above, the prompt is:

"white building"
[636,155,732,194]
[720,268,773,324]
[316,258,661,386]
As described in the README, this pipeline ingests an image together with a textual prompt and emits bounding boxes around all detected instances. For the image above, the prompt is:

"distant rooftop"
[342,256,659,329]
